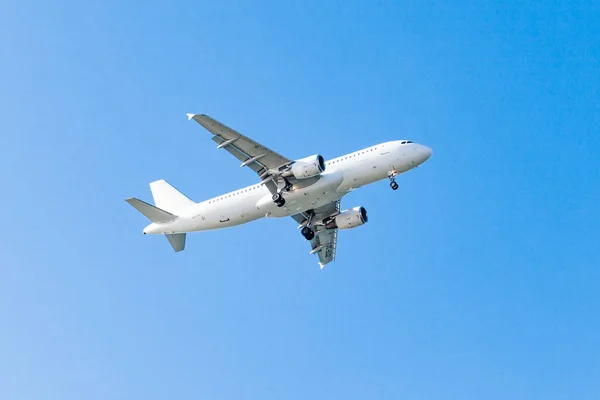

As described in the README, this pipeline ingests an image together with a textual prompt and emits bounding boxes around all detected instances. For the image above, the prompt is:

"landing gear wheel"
[272,192,285,207]
[388,171,399,191]
[301,227,315,240]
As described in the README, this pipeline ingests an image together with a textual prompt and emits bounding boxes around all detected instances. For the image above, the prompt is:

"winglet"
[186,113,195,120]
[319,262,326,270]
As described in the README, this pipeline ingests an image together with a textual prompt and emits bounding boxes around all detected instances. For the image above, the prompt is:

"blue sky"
[1,1,599,399]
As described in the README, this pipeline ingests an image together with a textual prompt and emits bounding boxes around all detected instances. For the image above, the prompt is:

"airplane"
[126,114,432,269]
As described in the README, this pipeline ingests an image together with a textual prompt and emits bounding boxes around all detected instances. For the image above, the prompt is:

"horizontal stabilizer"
[166,233,186,252]
[125,198,175,223]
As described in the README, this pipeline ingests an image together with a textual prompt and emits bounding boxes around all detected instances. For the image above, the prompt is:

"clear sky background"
[1,1,599,399]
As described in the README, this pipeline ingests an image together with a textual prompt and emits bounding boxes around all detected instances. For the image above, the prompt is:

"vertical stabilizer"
[149,180,195,214]
[166,233,186,252]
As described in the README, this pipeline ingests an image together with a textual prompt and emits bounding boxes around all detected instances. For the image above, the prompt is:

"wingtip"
[319,263,326,270]
[186,113,196,120]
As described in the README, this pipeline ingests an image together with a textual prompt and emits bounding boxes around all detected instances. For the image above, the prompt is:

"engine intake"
[289,154,326,179]
[325,207,368,230]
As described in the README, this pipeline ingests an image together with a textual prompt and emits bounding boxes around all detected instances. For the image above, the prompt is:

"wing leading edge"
[188,114,291,178]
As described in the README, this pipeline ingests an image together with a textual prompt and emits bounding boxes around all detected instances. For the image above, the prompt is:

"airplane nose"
[423,146,432,160]
[418,145,432,163]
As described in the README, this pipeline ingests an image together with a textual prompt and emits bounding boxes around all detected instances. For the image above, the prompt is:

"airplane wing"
[292,200,340,269]
[187,114,292,181]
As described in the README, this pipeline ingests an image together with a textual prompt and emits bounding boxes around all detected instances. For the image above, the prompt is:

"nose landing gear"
[388,171,399,191]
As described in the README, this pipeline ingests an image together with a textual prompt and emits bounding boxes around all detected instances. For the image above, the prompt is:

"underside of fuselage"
[147,141,430,234]
[127,113,433,268]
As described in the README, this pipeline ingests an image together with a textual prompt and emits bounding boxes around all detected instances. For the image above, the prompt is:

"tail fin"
[166,233,186,252]
[125,198,175,223]
[149,180,195,214]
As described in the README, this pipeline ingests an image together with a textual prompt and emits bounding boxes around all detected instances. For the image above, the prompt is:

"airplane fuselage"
[143,140,432,235]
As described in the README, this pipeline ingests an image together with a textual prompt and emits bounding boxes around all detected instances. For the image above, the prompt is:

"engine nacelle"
[325,207,368,230]
[289,154,326,179]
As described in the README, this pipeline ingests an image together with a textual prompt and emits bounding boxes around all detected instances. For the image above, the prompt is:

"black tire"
[272,192,282,202]
[276,198,285,207]
[390,181,399,190]
[302,227,315,240]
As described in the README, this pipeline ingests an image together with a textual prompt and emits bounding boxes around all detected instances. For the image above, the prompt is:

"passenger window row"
[210,143,389,203]
[209,185,260,204]
[326,147,378,165]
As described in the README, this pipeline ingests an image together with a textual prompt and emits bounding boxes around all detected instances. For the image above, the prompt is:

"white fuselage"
[144,141,432,235]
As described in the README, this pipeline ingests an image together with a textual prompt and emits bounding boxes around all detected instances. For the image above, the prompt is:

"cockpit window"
[400,140,413,144]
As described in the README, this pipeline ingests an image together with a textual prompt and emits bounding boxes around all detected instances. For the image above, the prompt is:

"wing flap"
[310,224,338,269]
[211,135,264,174]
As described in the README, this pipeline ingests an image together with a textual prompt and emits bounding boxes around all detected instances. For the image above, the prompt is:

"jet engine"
[325,207,368,230]
[288,154,326,179]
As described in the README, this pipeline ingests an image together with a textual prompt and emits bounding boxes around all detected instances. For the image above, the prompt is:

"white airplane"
[126,114,432,268]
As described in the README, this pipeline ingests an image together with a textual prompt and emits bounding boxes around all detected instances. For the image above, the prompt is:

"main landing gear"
[388,172,399,191]
[300,211,316,240]
[272,192,285,207]
[301,226,315,241]
[272,180,293,207]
